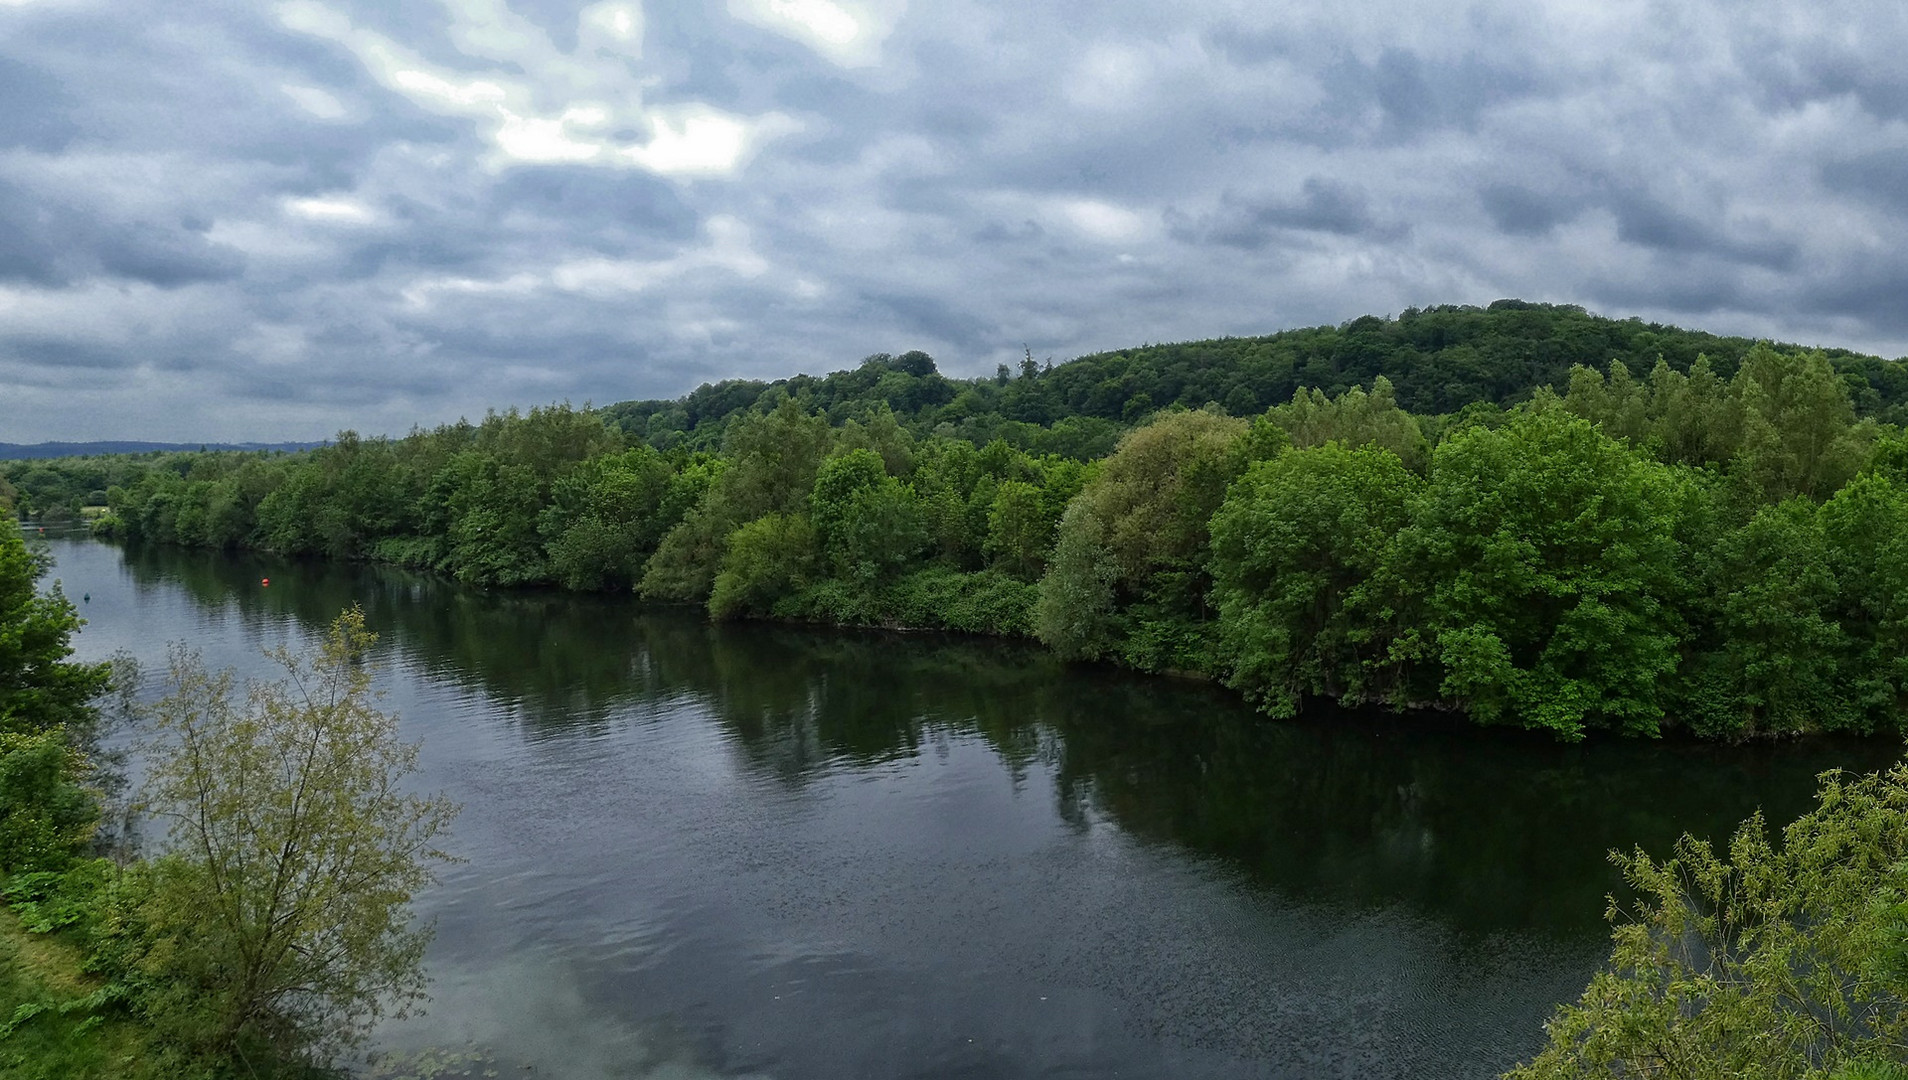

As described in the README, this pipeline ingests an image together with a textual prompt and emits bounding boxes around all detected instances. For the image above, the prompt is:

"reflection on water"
[45,532,1903,1079]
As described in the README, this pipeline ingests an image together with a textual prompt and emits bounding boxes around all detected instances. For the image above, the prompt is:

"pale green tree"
[140,608,457,1065]
[1508,765,1908,1080]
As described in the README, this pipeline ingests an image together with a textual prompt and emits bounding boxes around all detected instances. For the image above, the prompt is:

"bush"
[0,731,97,873]
[1509,764,1908,1079]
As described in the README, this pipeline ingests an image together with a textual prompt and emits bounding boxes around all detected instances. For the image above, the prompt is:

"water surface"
[37,531,1903,1079]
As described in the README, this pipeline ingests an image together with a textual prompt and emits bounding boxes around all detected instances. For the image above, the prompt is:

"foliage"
[138,608,457,1065]
[809,448,925,584]
[1034,410,1250,669]
[1033,501,1121,661]
[0,895,188,1080]
[0,531,109,738]
[1678,500,1851,738]
[1381,410,1693,739]
[1209,443,1419,716]
[709,513,818,620]
[0,732,97,873]
[1818,474,1908,732]
[1262,375,1428,469]
[1508,764,1908,1079]
[20,301,1908,737]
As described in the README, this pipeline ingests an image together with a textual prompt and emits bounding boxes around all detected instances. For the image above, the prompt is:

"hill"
[604,300,1908,452]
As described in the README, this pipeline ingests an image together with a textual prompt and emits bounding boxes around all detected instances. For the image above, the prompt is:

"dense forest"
[11,300,1908,741]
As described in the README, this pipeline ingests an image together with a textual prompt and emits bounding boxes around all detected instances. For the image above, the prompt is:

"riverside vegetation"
[7,300,1908,1075]
[12,301,1908,742]
[0,505,456,1077]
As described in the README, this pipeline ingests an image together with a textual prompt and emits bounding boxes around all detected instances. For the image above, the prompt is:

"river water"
[34,530,1904,1079]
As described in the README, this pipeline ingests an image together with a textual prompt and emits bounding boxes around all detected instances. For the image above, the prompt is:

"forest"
[11,300,1908,742]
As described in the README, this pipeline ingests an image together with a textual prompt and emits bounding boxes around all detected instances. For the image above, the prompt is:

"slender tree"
[140,607,458,1066]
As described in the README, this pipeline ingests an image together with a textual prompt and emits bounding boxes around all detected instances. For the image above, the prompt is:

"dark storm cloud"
[0,179,247,288]
[1174,179,1390,250]
[1820,149,1908,212]
[1803,253,1908,335]
[1604,189,1797,271]
[1,0,1905,442]
[1478,184,1579,236]
[859,292,995,353]
[0,57,80,151]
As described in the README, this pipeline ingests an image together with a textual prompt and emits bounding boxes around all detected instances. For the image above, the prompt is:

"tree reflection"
[117,541,1901,935]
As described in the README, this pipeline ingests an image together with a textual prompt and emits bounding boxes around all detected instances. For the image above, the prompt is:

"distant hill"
[603,300,1908,452]
[0,440,321,461]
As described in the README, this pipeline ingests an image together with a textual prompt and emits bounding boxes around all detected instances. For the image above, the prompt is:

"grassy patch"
[0,909,166,1080]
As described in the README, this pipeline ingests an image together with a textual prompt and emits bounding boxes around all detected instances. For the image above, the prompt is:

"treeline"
[59,346,1908,741]
[599,300,1908,450]
[16,302,1908,740]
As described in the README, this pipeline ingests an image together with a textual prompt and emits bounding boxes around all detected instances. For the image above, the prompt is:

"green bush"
[0,732,97,874]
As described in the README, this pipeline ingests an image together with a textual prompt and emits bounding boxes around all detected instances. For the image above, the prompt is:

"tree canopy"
[14,304,1908,739]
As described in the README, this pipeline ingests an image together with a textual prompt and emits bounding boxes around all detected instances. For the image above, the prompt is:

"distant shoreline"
[0,440,323,461]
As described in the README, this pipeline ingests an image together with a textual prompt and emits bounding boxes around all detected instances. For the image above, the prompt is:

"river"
[34,529,1903,1079]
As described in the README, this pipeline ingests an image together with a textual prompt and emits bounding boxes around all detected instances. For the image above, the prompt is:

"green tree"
[0,530,109,738]
[1209,443,1419,716]
[1678,499,1851,738]
[539,446,680,591]
[1032,501,1121,660]
[1034,410,1248,667]
[708,513,819,619]
[1381,409,1694,739]
[809,448,925,584]
[642,400,832,603]
[1508,765,1908,1080]
[0,729,97,872]
[139,608,457,1065]
[1818,473,1908,731]
[1262,376,1428,469]
[985,479,1055,580]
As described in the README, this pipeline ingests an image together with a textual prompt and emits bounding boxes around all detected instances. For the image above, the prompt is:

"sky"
[1,0,1906,442]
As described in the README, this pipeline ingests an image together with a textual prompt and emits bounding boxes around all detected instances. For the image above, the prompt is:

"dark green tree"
[1381,409,1694,739]
[1209,443,1419,716]
[0,530,109,738]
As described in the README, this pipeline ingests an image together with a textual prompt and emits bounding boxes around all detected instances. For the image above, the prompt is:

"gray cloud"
[0,179,248,288]
[0,0,1905,442]
[1171,179,1394,249]
[1478,184,1579,236]
[1820,148,1908,212]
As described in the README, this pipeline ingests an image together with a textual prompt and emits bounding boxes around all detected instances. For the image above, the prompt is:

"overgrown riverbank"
[1,517,454,1078]
[13,303,1908,741]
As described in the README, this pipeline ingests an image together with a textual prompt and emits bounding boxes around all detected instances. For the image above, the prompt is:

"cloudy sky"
[1,0,1905,441]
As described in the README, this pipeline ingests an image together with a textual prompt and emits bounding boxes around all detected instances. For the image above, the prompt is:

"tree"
[1032,501,1121,661]
[808,448,925,584]
[1818,473,1908,731]
[0,729,97,872]
[0,529,109,738]
[984,480,1054,580]
[1678,499,1851,738]
[1035,409,1249,669]
[539,446,680,591]
[708,513,818,619]
[139,608,457,1065]
[1262,376,1428,469]
[1508,765,1908,1080]
[1209,443,1419,716]
[1380,409,1693,739]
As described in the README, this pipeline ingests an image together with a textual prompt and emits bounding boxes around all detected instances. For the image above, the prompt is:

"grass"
[0,908,168,1080]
